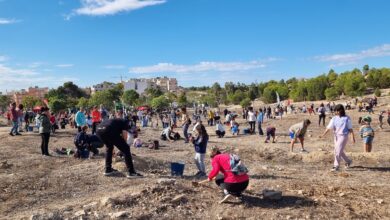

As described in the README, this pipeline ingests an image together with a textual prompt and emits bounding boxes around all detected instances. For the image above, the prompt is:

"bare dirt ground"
[1,96,390,220]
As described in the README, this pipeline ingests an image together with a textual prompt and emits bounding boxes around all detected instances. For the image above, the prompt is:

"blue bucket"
[171,162,185,176]
[28,126,33,132]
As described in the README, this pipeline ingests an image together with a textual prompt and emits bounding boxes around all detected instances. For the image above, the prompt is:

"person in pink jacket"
[207,146,249,203]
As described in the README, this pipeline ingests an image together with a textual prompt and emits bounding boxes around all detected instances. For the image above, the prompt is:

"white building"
[123,79,153,94]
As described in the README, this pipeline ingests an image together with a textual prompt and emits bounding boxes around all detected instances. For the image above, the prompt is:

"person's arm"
[349,129,355,143]
[122,130,128,141]
[319,128,330,138]
[208,158,220,181]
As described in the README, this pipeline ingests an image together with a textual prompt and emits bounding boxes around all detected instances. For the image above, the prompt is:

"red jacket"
[92,110,101,123]
[208,153,249,183]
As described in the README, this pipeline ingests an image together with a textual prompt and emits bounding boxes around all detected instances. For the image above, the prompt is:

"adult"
[99,105,108,122]
[91,106,101,135]
[215,120,226,138]
[191,125,209,177]
[38,107,51,156]
[96,116,142,178]
[247,107,256,134]
[320,104,355,172]
[318,103,326,126]
[181,108,191,143]
[161,124,177,142]
[17,104,24,132]
[75,107,86,132]
[207,146,249,204]
[289,119,311,152]
[9,103,20,136]
[257,108,264,135]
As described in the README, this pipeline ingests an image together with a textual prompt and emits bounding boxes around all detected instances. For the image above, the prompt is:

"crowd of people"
[3,95,390,203]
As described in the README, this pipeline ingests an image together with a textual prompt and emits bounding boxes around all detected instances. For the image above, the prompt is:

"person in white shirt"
[247,107,256,134]
[215,120,225,138]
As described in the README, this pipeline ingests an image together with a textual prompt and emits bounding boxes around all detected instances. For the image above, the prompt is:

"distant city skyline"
[1,0,390,93]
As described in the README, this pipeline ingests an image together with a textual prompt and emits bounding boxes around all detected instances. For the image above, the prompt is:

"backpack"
[229,154,248,176]
[74,132,88,149]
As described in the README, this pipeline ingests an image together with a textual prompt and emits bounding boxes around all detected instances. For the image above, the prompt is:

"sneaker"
[219,194,232,204]
[126,172,143,178]
[9,132,14,136]
[330,167,339,172]
[194,171,202,176]
[15,133,22,136]
[300,149,308,153]
[104,168,119,176]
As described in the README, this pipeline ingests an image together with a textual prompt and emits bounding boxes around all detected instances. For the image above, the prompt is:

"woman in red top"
[207,147,249,203]
[91,106,102,135]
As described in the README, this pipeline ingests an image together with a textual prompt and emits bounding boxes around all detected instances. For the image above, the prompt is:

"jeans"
[249,121,255,134]
[183,124,189,142]
[97,131,136,173]
[194,153,206,173]
[10,121,18,134]
[257,122,264,135]
[92,122,100,135]
[319,114,326,126]
[40,133,50,155]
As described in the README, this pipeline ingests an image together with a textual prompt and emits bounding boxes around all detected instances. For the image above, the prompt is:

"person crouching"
[207,146,249,204]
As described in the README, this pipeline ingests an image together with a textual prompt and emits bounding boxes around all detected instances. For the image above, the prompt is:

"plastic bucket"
[171,162,185,176]
[28,126,33,132]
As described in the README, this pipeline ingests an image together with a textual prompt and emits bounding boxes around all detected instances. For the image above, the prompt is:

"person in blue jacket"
[191,124,209,178]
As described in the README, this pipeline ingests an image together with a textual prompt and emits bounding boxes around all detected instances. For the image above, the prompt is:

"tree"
[289,80,307,102]
[0,95,12,111]
[122,90,139,106]
[89,90,116,109]
[145,87,163,99]
[240,98,251,108]
[22,96,41,109]
[262,83,289,104]
[49,98,67,113]
[363,64,369,75]
[77,97,90,108]
[150,95,170,109]
[374,88,381,97]
[178,92,188,106]
[325,87,339,101]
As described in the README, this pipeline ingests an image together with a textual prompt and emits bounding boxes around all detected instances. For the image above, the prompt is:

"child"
[231,119,240,135]
[191,125,209,178]
[215,120,226,138]
[359,116,374,152]
[265,125,276,143]
[320,104,355,172]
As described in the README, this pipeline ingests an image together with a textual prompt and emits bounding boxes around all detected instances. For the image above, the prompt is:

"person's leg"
[40,133,45,155]
[113,138,136,173]
[221,131,225,137]
[194,153,202,173]
[44,133,50,155]
[78,126,82,132]
[225,180,249,196]
[368,143,372,152]
[183,124,189,142]
[299,137,305,150]
[364,143,369,152]
[216,130,221,138]
[199,153,206,174]
[290,139,295,152]
[92,122,96,135]
[105,142,114,171]
[334,135,349,168]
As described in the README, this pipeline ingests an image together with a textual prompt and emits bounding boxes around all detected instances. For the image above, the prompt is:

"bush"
[240,98,251,108]
[374,88,381,97]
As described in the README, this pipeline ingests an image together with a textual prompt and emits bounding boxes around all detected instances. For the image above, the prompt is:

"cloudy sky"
[1,0,390,92]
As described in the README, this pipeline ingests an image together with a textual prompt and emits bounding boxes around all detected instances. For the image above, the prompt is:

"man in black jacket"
[96,117,142,178]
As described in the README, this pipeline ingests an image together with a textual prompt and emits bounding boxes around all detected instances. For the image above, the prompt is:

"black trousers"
[216,130,225,138]
[40,133,50,155]
[97,131,135,173]
[92,122,100,135]
[319,114,326,126]
[216,176,249,196]
[249,121,256,134]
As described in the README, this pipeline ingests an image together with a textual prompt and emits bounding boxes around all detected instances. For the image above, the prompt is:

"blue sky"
[1,0,390,92]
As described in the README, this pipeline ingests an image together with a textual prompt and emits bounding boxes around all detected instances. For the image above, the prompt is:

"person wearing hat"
[207,146,249,203]
[359,116,375,152]
[96,112,142,178]
[38,107,52,156]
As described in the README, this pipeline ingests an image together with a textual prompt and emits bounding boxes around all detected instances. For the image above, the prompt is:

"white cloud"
[0,18,20,25]
[0,64,78,93]
[315,44,390,66]
[129,58,277,74]
[103,65,126,69]
[0,55,8,62]
[56,64,74,68]
[71,0,166,17]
